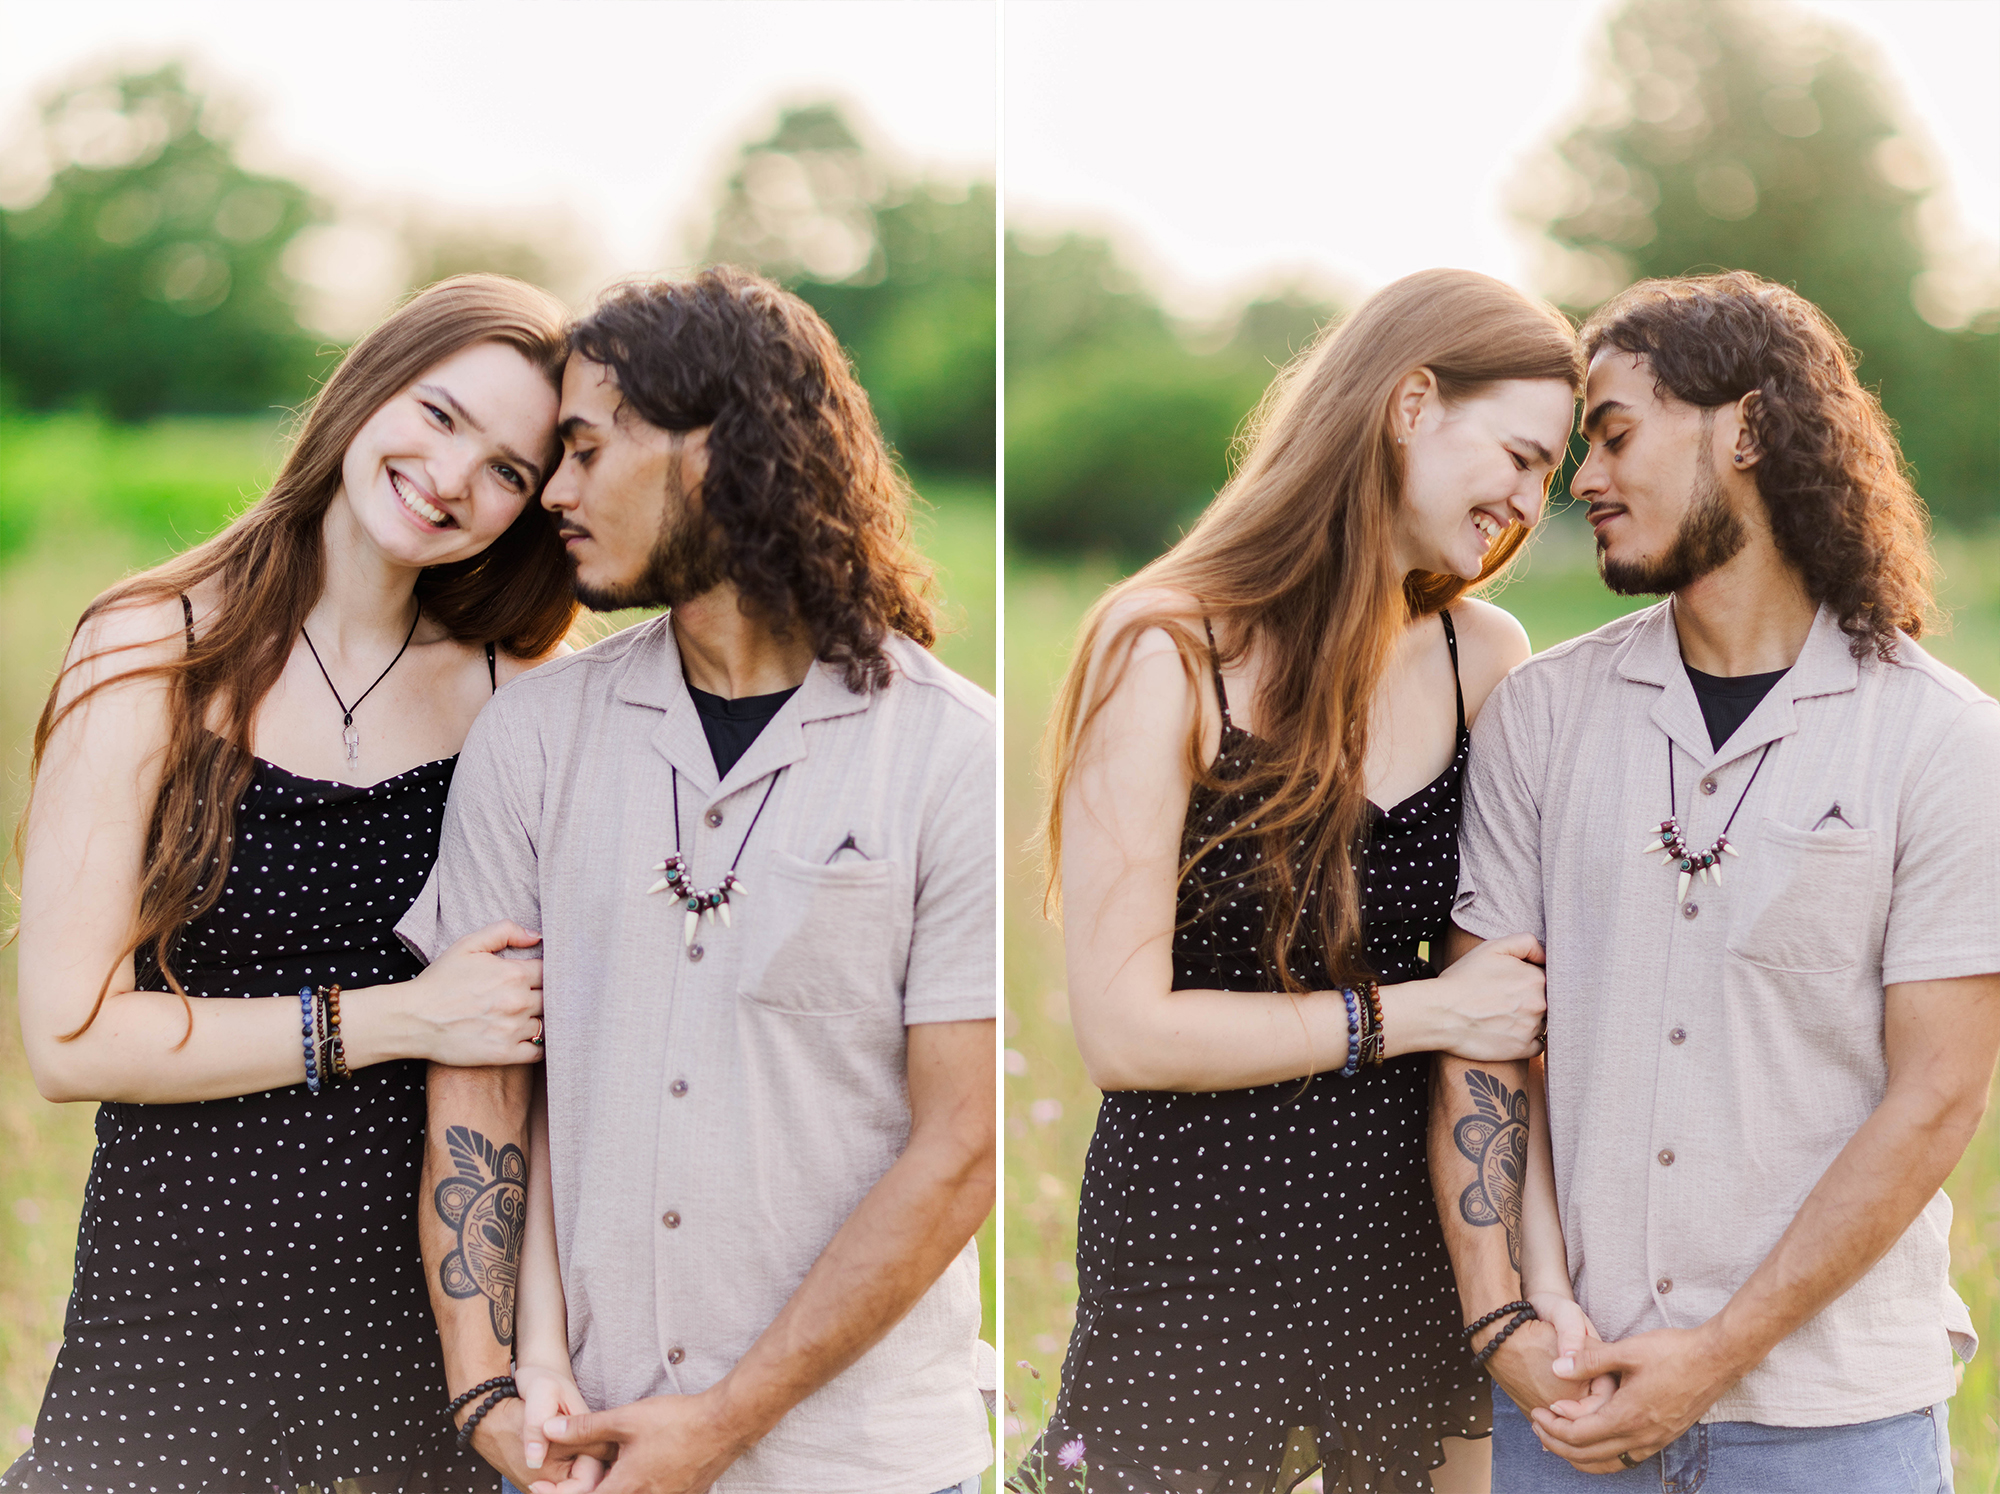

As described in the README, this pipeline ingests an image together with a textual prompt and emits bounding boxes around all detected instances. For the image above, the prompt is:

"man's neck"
[1670,541,1818,677]
[671,586,817,699]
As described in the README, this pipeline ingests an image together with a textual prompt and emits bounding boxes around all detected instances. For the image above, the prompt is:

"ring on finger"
[1618,1451,1641,1469]
[530,1017,545,1047]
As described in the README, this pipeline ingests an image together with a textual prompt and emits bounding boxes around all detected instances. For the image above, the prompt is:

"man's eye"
[1606,434,1627,453]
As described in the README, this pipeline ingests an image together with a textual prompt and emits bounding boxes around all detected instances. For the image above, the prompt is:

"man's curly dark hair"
[1581,271,1935,660]
[569,265,937,691]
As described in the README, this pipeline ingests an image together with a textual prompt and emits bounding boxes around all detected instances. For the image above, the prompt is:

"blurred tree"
[0,63,329,417]
[1518,0,1999,524]
[704,103,994,478]
[1005,229,1336,560]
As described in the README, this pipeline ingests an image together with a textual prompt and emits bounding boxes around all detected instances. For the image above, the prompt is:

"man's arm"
[538,1017,997,1494]
[422,1062,540,1480]
[1536,971,2000,1471]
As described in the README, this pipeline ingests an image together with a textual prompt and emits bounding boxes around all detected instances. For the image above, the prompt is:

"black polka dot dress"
[1016,613,1488,1494]
[3,756,493,1493]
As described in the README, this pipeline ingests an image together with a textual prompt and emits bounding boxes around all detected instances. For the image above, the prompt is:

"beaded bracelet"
[1360,981,1386,1065]
[1464,1299,1534,1338]
[320,985,349,1082]
[457,1383,519,1447]
[1338,987,1362,1077]
[296,988,321,1094]
[445,1374,516,1422]
[1471,1304,1539,1370]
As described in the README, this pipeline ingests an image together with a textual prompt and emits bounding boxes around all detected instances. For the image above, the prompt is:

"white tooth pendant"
[718,902,732,928]
[684,906,701,946]
[647,878,671,895]
[1676,869,1693,904]
[1710,861,1724,886]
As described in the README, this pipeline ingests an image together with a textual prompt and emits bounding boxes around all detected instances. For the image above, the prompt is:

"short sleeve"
[1453,671,1548,944]
[1881,697,2000,986]
[901,714,997,1026]
[395,697,544,965]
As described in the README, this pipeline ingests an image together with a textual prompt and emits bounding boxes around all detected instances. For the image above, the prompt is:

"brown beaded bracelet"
[1360,981,1385,1065]
[319,985,349,1082]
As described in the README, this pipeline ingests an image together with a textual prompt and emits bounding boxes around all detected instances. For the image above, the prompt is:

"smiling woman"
[4,274,579,1492]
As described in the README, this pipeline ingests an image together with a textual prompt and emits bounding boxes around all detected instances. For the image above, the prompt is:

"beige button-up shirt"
[398,617,995,1493]
[1455,600,1999,1425]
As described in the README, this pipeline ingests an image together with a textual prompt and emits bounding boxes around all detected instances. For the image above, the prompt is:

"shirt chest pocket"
[736,851,901,1015]
[1725,817,1875,974]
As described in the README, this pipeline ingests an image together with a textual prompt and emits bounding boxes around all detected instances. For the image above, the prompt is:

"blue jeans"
[1491,1382,1953,1492]
[503,1479,981,1493]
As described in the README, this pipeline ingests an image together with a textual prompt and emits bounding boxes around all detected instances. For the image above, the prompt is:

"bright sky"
[1006,0,2000,315]
[0,0,998,328]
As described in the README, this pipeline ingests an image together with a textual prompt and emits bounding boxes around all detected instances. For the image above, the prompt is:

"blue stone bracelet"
[297,987,321,1094]
[1339,986,1361,1077]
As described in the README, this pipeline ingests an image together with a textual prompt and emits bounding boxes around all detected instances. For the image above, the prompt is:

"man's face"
[542,355,723,611]
[1572,350,1746,596]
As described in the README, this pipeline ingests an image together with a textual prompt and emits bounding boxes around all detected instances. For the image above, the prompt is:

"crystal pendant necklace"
[647,766,784,945]
[1641,737,1774,903]
[300,605,423,765]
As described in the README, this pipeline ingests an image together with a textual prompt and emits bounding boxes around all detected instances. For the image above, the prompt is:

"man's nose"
[542,458,576,512]
[1571,449,1607,503]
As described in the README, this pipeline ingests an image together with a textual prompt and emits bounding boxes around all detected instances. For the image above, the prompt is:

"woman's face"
[335,340,560,570]
[1393,377,1577,580]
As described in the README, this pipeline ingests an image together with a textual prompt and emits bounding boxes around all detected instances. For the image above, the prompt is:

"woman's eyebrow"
[1512,437,1555,464]
[419,381,543,484]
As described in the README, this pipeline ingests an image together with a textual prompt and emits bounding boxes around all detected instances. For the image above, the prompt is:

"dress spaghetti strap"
[1440,608,1465,736]
[1200,618,1233,728]
[180,593,195,652]
[486,641,498,693]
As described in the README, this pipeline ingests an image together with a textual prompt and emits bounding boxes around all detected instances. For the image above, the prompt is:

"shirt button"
[1682,902,1699,919]
[661,1210,681,1229]
[1700,778,1718,795]
[688,944,704,962]
[671,1079,689,1097]
[667,1346,685,1365]
[1669,1027,1687,1045]
[704,809,724,828]
[1658,1148,1675,1166]
[1657,1277,1674,1294]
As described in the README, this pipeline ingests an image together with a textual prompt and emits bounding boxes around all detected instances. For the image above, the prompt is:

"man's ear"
[673,426,713,498]
[1726,390,1763,471]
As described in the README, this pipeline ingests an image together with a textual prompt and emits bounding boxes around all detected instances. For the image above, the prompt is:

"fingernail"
[1552,1355,1574,1375]
[526,1443,543,1469]
[545,1415,567,1437]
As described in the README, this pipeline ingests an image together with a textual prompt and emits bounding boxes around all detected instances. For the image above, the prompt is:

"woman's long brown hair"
[26,274,579,1041]
[1042,268,1582,992]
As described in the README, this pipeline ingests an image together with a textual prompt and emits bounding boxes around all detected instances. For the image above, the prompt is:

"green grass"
[0,414,997,1461]
[1002,520,2000,1490]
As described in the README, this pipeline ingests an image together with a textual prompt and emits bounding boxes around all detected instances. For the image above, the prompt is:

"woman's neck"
[308,493,424,653]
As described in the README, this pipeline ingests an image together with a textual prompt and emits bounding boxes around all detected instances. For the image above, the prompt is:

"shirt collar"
[613,614,874,801]
[1613,598,1859,769]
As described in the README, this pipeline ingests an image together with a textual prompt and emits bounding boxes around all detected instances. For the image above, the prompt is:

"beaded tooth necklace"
[647,766,783,944]
[1641,737,1775,904]
[301,605,423,764]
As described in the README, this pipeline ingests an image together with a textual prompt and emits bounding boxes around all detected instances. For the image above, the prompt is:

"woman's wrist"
[329,982,418,1069]
[1375,980,1444,1058]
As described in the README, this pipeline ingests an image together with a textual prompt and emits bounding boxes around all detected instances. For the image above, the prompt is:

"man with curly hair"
[1432,272,1999,1491]
[400,267,995,1494]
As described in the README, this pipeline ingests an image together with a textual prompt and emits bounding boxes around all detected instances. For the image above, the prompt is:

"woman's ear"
[1391,368,1437,445]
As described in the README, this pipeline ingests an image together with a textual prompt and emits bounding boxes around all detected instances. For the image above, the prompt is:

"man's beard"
[571,475,728,613]
[1598,460,1747,596]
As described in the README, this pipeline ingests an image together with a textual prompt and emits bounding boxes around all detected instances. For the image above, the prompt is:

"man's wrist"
[702,1370,789,1457]
[1698,1300,1774,1385]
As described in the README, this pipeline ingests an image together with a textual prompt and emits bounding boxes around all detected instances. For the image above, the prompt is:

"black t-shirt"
[1685,663,1789,750]
[688,683,800,778]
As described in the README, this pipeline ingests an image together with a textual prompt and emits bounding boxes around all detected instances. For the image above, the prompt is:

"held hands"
[1532,1324,1744,1473]
[1426,932,1546,1060]
[537,1390,751,1494]
[1484,1295,1616,1420]
[512,1363,606,1492]
[409,921,545,1066]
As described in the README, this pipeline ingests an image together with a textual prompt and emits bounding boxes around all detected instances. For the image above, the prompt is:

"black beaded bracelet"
[1471,1305,1539,1370]
[445,1374,516,1423]
[457,1384,519,1447]
[1463,1299,1534,1339]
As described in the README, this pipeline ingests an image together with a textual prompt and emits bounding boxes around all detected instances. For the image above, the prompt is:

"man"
[1431,272,1999,1491]
[399,267,996,1494]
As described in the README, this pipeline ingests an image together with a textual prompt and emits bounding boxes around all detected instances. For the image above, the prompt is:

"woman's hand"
[389,921,545,1067]
[1390,931,1546,1060]
[517,1361,605,1487]
[1532,1292,1618,1419]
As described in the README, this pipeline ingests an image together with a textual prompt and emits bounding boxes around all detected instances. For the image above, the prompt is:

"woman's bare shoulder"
[1448,597,1532,725]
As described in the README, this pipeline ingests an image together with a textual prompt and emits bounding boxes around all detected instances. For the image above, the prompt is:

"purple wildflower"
[1057,1437,1087,1470]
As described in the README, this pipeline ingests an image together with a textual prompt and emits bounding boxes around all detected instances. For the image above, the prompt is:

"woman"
[8,274,578,1492]
[1015,270,1583,1494]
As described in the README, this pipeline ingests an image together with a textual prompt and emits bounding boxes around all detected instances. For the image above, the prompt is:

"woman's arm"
[19,600,544,1105]
[1063,623,1547,1093]
[516,1075,601,1481]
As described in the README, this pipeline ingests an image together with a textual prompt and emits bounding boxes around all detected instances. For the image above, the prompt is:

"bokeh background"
[0,0,996,1469]
[1002,0,2000,1486]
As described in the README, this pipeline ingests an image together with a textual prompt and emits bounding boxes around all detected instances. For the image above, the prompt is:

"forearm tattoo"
[1453,1070,1529,1272]
[434,1125,527,1346]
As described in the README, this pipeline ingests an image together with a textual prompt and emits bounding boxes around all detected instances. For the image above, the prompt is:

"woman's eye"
[495,465,524,490]
[422,401,451,430]
[1509,450,1528,471]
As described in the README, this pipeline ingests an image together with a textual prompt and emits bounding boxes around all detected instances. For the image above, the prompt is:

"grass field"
[1002,517,2000,1492]
[0,413,998,1466]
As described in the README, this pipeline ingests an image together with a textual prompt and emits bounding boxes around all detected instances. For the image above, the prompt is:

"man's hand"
[1530,1325,1744,1471]
[1481,1312,1615,1419]
[461,1398,574,1490]
[536,1393,743,1494]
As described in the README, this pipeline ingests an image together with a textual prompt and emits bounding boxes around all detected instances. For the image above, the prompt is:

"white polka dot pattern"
[1017,617,1488,1494]
[3,757,493,1493]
